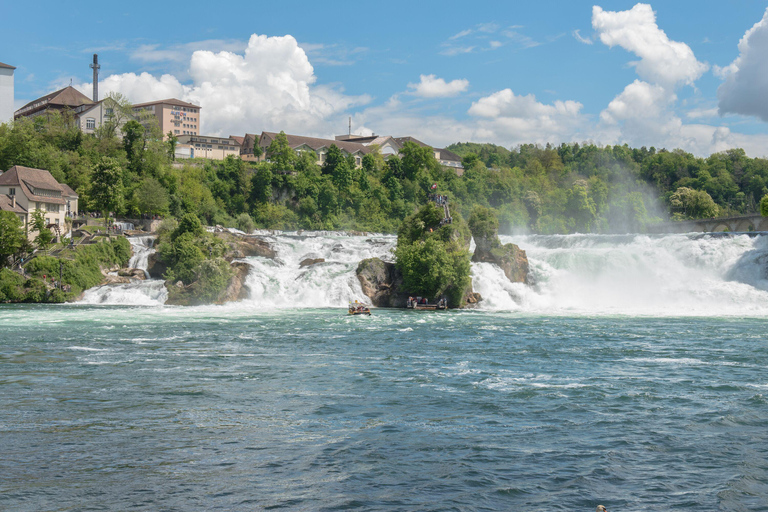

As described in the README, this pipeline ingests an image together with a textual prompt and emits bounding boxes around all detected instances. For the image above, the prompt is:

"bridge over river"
[647,213,768,234]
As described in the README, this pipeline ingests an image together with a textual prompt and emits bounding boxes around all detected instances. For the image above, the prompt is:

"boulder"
[299,257,325,268]
[465,291,482,305]
[219,261,252,303]
[472,243,530,284]
[165,261,251,306]
[146,252,168,280]
[100,274,132,285]
[224,236,276,260]
[355,257,410,308]
[117,268,147,280]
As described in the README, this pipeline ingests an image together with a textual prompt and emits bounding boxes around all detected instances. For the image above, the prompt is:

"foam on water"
[473,232,768,316]
[241,232,394,308]
[74,230,768,316]
[79,235,167,306]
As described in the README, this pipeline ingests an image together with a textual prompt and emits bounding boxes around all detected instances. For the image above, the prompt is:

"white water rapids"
[77,230,768,316]
[79,236,168,306]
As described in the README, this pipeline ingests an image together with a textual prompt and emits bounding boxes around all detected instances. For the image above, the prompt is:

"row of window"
[171,106,198,113]
[35,202,60,212]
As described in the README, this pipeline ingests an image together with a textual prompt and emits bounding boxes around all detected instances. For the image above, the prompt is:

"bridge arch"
[734,219,756,232]
[711,222,731,232]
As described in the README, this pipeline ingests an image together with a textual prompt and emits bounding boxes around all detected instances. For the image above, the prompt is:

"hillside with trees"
[2,113,768,241]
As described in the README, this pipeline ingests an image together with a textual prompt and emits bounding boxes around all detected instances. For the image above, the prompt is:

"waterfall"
[73,230,768,315]
[471,233,768,316]
[241,232,394,308]
[79,236,167,306]
[128,236,156,276]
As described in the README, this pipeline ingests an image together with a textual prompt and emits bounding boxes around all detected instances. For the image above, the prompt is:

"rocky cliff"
[472,243,530,284]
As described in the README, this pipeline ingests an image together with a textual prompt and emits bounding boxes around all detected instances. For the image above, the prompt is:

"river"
[2,232,768,511]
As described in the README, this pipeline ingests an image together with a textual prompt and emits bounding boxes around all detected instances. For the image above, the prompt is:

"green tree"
[90,156,124,218]
[135,177,170,215]
[468,205,500,247]
[321,144,345,175]
[122,120,145,175]
[669,187,720,220]
[0,211,25,267]
[97,92,133,139]
[167,131,178,161]
[173,213,205,241]
[236,212,255,233]
[250,166,273,204]
[760,194,768,216]
[266,132,296,172]
[31,211,53,253]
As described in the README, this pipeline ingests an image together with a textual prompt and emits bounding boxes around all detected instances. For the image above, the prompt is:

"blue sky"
[3,0,768,156]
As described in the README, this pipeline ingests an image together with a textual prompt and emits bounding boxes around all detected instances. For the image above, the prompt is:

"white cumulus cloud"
[717,8,768,121]
[407,74,469,98]
[75,34,370,138]
[592,3,708,87]
[467,89,586,144]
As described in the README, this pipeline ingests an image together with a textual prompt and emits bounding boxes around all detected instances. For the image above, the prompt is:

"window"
[174,130,180,134]
[8,188,15,196]
[105,108,114,118]
[86,118,96,129]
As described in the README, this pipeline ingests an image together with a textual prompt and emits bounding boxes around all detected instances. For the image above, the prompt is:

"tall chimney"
[89,54,100,101]
[12,195,16,208]
[348,116,351,136]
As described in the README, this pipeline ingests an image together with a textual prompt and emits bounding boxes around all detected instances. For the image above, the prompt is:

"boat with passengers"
[348,300,372,315]
[406,296,448,310]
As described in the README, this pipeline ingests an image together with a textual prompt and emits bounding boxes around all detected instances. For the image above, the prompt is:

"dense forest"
[2,112,768,238]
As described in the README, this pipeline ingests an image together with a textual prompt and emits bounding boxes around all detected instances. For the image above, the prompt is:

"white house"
[0,61,15,124]
[0,166,74,240]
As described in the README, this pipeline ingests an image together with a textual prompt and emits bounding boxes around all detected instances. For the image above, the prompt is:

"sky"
[3,0,768,157]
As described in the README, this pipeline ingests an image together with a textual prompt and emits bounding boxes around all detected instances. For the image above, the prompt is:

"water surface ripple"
[1,305,767,511]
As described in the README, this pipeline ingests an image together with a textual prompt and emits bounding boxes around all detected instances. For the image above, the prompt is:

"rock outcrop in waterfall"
[469,206,530,285]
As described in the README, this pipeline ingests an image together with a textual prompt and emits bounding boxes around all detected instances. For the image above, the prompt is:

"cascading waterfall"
[472,232,768,316]
[79,236,167,306]
[241,232,395,308]
[74,230,768,315]
[128,235,156,277]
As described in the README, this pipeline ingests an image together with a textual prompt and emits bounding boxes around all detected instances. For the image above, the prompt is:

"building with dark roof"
[14,86,94,120]
[336,134,465,175]
[258,132,371,167]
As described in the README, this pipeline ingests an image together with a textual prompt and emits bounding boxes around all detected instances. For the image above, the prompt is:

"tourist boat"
[406,297,448,310]
[348,300,372,315]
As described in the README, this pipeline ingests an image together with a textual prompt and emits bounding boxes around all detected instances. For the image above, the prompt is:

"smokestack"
[89,54,100,101]
[12,195,16,208]
[348,116,351,136]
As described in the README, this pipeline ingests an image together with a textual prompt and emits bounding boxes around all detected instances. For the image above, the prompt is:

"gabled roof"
[261,132,370,155]
[393,136,429,148]
[60,183,78,198]
[132,98,200,109]
[437,148,462,162]
[230,135,245,146]
[0,61,15,70]
[0,195,27,214]
[0,166,66,204]
[16,86,94,114]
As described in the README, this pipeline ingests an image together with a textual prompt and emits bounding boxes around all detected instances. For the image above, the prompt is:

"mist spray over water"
[472,233,768,315]
[76,231,768,316]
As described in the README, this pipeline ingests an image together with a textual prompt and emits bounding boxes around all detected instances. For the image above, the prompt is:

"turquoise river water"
[2,232,768,511]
